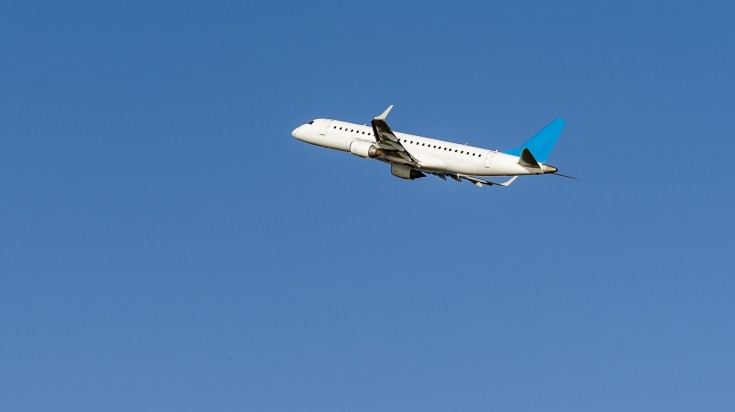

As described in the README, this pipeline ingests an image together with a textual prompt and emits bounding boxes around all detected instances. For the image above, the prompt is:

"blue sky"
[1,1,733,411]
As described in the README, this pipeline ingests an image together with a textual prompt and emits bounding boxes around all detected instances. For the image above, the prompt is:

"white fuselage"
[292,118,545,177]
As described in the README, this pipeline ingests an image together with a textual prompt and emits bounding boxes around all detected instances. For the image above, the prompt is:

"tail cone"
[542,164,558,174]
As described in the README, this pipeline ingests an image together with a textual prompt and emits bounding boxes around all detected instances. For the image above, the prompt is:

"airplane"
[291,105,574,187]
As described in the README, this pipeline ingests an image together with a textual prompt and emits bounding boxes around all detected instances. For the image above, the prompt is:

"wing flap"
[377,141,405,151]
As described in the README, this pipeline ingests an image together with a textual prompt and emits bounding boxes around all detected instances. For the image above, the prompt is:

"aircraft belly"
[442,158,485,175]
[413,152,447,171]
[480,157,529,176]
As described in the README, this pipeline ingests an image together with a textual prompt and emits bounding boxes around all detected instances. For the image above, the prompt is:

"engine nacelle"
[349,140,384,158]
[391,164,426,180]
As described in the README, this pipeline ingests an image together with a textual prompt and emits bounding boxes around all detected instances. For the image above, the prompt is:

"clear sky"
[1,1,734,411]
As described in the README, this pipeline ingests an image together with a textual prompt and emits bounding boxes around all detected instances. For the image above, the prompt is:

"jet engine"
[349,140,384,158]
[391,164,426,180]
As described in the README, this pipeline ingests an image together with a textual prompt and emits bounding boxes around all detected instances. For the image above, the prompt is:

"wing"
[371,105,418,166]
[428,172,519,188]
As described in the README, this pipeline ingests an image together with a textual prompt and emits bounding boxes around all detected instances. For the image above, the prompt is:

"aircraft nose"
[291,126,303,139]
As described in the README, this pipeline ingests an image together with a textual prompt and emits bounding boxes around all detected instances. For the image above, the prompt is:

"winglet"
[454,174,519,187]
[374,105,394,120]
[497,176,519,187]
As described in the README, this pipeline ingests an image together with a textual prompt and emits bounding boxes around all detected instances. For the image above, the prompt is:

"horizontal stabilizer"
[518,148,541,170]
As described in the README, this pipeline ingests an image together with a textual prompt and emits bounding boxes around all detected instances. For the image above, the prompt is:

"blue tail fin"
[503,118,565,163]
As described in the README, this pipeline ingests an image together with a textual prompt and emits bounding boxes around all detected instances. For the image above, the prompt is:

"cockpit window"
[307,120,314,125]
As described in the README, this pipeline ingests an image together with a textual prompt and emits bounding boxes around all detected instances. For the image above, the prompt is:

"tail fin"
[504,118,565,163]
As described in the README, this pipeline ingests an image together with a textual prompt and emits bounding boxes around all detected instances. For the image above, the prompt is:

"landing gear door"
[319,119,332,136]
[484,151,496,168]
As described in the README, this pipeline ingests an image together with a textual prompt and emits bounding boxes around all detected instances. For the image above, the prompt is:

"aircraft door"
[319,119,332,135]
[484,152,496,168]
